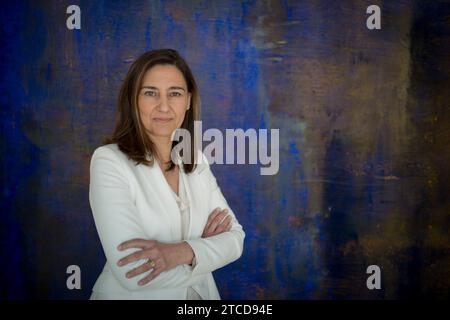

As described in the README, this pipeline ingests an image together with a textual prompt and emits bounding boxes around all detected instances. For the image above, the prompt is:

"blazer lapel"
[179,166,194,239]
[181,164,208,239]
[139,161,182,242]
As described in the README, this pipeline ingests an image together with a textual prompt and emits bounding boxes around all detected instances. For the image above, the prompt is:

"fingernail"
[117,245,123,250]
[117,261,123,266]
[224,209,229,213]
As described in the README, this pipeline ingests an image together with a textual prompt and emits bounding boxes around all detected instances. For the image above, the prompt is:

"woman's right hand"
[202,207,233,238]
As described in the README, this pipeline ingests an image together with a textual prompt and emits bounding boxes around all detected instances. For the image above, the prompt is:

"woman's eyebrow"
[140,86,185,91]
[168,86,186,91]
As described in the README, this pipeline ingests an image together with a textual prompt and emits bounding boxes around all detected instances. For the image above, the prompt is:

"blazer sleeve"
[89,146,206,291]
[185,153,245,276]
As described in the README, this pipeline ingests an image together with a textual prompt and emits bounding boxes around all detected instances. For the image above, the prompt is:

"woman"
[89,49,245,300]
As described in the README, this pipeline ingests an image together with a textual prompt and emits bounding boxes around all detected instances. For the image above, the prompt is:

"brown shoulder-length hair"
[103,49,200,173]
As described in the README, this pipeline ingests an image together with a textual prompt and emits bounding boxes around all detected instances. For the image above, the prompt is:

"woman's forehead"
[142,64,186,84]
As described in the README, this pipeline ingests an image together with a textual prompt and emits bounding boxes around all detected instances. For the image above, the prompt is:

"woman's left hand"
[116,239,193,286]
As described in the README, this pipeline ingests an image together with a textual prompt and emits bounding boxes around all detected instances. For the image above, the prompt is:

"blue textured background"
[1,0,450,299]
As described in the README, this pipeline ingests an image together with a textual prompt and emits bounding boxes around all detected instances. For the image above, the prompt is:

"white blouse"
[169,167,203,300]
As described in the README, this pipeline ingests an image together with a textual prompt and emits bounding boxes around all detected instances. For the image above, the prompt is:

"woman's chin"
[148,129,175,139]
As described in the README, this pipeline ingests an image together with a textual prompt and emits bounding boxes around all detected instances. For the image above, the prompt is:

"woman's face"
[137,64,191,141]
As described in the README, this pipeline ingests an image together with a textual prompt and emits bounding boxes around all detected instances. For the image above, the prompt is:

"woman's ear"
[187,93,192,110]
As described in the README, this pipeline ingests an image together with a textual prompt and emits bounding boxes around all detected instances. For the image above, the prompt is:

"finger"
[224,216,233,231]
[204,207,222,230]
[216,215,233,234]
[202,209,226,237]
[215,215,233,234]
[134,258,161,285]
[138,263,163,286]
[118,239,156,251]
[203,209,221,236]
[206,210,228,234]
[223,216,234,232]
[207,210,229,234]
[125,259,155,279]
[118,249,151,267]
[214,214,230,232]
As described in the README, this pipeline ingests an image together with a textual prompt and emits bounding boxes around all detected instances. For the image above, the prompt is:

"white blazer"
[89,143,245,300]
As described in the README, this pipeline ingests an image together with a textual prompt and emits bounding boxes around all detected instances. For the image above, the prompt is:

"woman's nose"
[156,95,170,112]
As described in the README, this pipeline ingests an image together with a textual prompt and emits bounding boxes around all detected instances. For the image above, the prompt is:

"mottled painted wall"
[1,0,449,299]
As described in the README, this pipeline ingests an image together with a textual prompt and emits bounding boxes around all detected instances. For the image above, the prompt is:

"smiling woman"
[138,64,191,145]
[88,49,245,300]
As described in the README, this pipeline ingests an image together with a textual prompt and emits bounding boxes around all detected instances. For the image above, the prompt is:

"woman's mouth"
[153,117,173,123]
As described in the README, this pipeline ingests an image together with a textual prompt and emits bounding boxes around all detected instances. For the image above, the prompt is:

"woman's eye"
[170,92,182,97]
[144,91,156,97]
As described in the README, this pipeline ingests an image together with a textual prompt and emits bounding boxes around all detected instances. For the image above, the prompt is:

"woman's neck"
[151,135,172,165]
